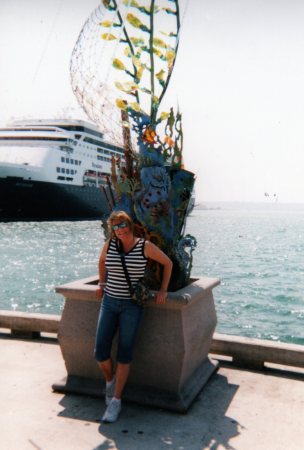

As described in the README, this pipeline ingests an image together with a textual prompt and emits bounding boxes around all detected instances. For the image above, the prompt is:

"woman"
[95,210,173,423]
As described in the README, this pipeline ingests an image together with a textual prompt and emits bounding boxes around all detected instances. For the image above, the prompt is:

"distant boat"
[0,119,123,221]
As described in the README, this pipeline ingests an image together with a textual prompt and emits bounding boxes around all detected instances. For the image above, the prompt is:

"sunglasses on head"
[112,221,128,231]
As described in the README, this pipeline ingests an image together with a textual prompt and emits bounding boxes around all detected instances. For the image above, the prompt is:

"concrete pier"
[1,309,304,370]
[1,325,303,450]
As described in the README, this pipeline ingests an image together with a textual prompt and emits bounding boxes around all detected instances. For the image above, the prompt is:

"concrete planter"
[53,275,220,412]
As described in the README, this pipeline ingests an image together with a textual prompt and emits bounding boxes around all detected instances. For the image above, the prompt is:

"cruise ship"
[0,119,123,221]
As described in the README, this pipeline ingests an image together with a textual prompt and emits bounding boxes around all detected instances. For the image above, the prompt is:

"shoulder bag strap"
[119,251,133,294]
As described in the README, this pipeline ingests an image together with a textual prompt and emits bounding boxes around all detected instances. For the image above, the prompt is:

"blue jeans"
[94,293,144,364]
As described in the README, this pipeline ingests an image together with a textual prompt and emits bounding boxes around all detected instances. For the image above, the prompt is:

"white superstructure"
[0,119,125,220]
[0,119,124,185]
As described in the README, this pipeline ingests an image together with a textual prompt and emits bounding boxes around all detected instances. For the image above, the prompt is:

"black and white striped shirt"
[105,238,148,299]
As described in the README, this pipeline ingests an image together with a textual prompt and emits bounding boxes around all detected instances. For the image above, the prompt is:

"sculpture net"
[70,3,137,150]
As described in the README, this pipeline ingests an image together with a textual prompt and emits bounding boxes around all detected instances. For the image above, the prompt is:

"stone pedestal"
[53,276,220,412]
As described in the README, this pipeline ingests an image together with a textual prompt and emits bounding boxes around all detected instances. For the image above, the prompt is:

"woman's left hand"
[155,288,167,304]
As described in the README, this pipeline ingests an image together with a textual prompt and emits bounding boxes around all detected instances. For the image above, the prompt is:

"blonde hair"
[107,210,134,239]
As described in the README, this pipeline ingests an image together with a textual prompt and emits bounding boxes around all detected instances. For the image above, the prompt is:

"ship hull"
[0,177,110,221]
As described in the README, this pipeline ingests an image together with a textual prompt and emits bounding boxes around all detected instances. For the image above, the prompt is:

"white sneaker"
[105,376,116,406]
[102,398,121,423]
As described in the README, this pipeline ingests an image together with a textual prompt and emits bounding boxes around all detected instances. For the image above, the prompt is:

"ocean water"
[0,203,303,345]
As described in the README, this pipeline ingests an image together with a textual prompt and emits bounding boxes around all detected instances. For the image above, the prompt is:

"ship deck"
[1,330,303,450]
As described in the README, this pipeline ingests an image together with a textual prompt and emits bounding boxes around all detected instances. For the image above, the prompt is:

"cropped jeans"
[94,293,144,364]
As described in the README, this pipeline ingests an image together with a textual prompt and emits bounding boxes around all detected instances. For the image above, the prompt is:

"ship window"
[70,159,74,164]
[83,137,104,147]
[83,137,124,155]
[0,136,70,142]
[61,157,65,162]
[62,168,66,173]
[66,169,70,174]
[66,177,73,181]
[56,167,60,172]
[59,125,103,140]
[66,158,70,163]
[57,176,65,180]
[1,127,57,132]
[102,141,123,153]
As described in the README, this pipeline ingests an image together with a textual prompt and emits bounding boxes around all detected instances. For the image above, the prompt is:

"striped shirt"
[105,238,148,299]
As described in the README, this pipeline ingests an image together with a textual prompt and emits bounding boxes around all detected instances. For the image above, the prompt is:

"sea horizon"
[196,200,304,210]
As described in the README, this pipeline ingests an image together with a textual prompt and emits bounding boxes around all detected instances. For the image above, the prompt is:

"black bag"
[130,276,150,307]
[119,248,150,307]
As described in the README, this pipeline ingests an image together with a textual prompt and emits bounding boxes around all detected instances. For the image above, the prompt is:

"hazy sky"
[1,0,304,204]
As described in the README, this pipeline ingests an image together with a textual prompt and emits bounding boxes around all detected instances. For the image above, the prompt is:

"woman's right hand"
[96,286,104,300]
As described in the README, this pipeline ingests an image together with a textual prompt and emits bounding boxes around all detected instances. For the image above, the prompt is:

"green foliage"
[130,37,145,46]
[100,20,120,28]
[102,0,116,11]
[101,33,117,41]
[127,13,150,33]
[163,8,177,15]
[154,107,183,168]
[115,81,138,94]
[99,0,181,138]
[156,69,165,87]
[152,47,164,58]
[123,0,151,15]
[153,37,167,49]
[112,58,126,70]
[160,31,177,38]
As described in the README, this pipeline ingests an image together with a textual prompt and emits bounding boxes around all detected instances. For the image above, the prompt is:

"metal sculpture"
[71,0,196,290]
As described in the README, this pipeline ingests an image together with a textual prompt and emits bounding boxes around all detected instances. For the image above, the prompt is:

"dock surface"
[1,333,303,450]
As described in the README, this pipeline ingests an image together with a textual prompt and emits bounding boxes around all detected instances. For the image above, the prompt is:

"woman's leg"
[94,294,119,381]
[114,362,130,399]
[101,300,143,423]
[98,358,114,382]
[114,301,144,397]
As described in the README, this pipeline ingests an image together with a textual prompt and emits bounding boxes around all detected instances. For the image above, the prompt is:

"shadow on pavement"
[57,371,242,450]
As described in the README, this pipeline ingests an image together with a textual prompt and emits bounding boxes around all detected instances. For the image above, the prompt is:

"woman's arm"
[144,241,173,304]
[96,240,110,300]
